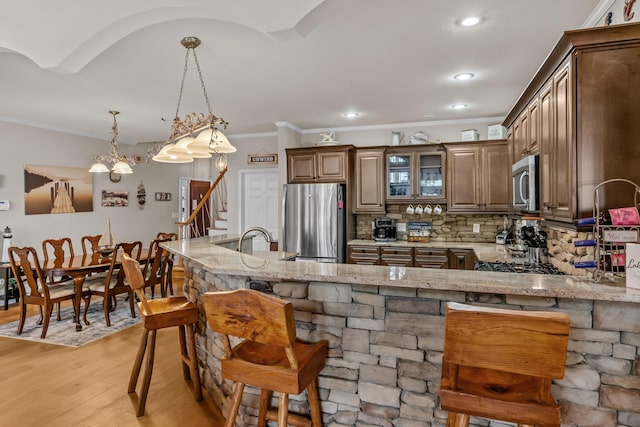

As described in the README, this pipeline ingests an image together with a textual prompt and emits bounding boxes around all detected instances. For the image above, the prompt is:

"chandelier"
[89,111,135,174]
[150,36,236,169]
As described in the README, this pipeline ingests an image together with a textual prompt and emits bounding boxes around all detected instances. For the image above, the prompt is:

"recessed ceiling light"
[460,16,480,27]
[453,72,475,81]
[451,104,468,110]
[343,112,359,119]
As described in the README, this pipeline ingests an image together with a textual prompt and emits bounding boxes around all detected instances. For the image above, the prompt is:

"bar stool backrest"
[204,289,299,369]
[440,302,571,426]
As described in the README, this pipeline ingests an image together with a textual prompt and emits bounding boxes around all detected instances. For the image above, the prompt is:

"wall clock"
[109,170,121,183]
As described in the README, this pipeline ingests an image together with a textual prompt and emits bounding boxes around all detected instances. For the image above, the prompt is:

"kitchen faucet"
[237,227,274,253]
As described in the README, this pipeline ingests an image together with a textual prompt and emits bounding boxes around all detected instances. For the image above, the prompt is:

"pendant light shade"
[152,144,194,163]
[166,136,211,158]
[89,162,109,173]
[112,160,134,174]
[193,128,237,153]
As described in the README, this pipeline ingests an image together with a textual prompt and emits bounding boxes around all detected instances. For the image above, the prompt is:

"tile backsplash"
[357,205,507,243]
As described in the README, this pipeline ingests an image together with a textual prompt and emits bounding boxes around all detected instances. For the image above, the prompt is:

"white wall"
[603,0,640,25]
[0,121,195,254]
[299,119,502,147]
[225,134,279,235]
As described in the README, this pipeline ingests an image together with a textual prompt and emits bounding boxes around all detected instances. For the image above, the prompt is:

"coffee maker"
[374,218,397,242]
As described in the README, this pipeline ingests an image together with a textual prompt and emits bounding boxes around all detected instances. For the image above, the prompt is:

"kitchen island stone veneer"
[162,236,640,427]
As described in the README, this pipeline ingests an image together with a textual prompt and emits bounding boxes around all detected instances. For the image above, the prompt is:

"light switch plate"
[397,222,407,232]
[0,200,10,211]
[473,223,480,233]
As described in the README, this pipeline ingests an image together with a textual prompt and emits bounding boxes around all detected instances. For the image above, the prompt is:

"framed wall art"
[24,164,94,215]
[101,190,129,207]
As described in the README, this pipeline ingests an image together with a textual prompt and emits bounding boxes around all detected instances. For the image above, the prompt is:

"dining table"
[40,249,149,331]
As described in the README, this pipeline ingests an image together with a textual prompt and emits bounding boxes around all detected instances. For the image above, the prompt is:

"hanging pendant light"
[152,144,194,163]
[191,127,237,154]
[149,36,235,163]
[166,136,212,158]
[214,154,227,172]
[89,111,136,174]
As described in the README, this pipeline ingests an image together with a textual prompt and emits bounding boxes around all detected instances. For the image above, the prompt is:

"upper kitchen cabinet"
[385,145,446,203]
[446,141,510,213]
[354,147,386,214]
[504,22,640,222]
[286,145,354,184]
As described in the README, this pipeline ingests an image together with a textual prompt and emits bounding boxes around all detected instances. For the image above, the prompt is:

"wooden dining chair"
[155,232,177,296]
[8,246,78,339]
[203,289,328,427]
[42,237,77,320]
[120,254,202,417]
[141,237,172,298]
[81,234,102,255]
[440,302,571,427]
[85,241,142,326]
[42,237,75,261]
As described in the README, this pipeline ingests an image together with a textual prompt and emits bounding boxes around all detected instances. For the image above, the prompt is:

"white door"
[239,169,279,251]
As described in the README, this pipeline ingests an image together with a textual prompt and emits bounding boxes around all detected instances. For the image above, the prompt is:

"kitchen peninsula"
[164,236,640,427]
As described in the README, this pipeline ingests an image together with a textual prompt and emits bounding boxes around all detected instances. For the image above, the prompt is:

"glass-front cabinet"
[386,147,446,202]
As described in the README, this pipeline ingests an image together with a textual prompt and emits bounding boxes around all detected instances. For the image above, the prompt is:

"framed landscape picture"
[24,164,93,215]
[101,190,129,207]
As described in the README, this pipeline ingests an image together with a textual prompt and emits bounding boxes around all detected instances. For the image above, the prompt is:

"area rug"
[0,296,141,348]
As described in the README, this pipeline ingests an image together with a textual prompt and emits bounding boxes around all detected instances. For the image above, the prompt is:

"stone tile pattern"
[357,211,506,243]
[184,261,640,427]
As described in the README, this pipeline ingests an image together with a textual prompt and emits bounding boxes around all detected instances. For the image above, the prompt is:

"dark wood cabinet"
[446,141,510,213]
[414,248,449,269]
[448,249,478,270]
[354,148,386,214]
[286,146,354,184]
[514,110,528,160]
[542,62,573,221]
[347,245,380,265]
[288,153,316,182]
[504,22,640,222]
[527,97,539,155]
[380,247,413,267]
[347,245,476,270]
[385,146,446,203]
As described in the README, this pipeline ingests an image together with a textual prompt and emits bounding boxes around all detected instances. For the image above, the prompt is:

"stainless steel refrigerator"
[282,183,346,263]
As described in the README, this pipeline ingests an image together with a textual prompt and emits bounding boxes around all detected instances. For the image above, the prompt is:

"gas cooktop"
[474,261,564,275]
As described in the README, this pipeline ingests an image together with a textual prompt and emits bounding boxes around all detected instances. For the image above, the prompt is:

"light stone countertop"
[348,239,513,262]
[163,237,640,304]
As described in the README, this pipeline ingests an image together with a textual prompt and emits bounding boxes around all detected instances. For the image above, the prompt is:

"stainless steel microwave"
[512,154,539,211]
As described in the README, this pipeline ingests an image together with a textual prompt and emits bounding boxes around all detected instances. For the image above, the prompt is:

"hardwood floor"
[0,294,226,426]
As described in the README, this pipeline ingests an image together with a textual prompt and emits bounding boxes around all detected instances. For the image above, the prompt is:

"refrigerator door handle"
[281,185,288,248]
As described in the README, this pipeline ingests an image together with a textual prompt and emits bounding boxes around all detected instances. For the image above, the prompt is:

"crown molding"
[301,116,505,134]
[274,121,303,133]
[228,131,277,140]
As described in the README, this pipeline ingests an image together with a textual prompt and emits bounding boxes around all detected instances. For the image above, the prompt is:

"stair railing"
[175,167,227,240]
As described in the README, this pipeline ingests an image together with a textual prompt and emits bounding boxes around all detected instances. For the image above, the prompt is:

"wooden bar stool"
[440,302,571,427]
[120,254,203,417]
[203,289,328,427]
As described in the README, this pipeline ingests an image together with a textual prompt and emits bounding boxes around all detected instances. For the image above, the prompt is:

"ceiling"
[0,0,603,145]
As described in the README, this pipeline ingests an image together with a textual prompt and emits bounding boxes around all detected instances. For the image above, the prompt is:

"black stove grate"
[474,261,564,275]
